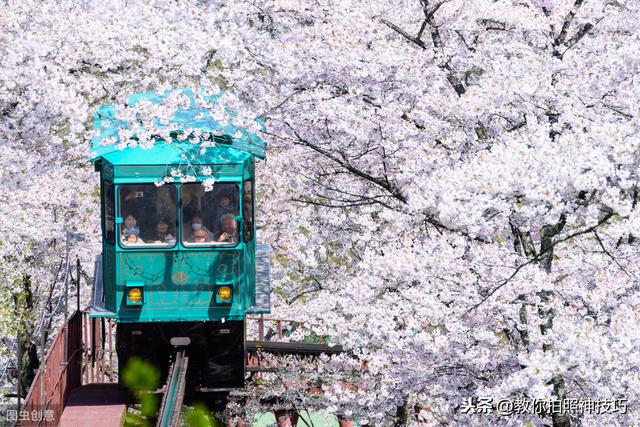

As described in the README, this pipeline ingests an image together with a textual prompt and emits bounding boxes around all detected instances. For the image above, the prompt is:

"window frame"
[103,180,116,245]
[242,179,254,243]
[180,182,241,249]
[117,183,178,250]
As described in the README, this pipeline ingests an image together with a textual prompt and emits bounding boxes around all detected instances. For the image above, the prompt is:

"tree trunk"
[538,215,570,427]
[394,399,409,427]
[13,275,40,398]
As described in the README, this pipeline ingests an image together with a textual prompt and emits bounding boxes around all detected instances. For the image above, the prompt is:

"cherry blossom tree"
[223,0,640,425]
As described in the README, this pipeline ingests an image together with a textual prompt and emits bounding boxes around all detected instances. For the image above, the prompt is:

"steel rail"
[156,350,188,427]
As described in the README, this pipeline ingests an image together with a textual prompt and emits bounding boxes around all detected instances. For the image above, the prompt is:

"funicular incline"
[156,349,188,427]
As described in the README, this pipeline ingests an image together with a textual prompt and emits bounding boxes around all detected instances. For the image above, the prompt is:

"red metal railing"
[247,315,294,341]
[18,311,117,426]
[246,316,301,377]
[19,311,83,426]
[82,312,117,385]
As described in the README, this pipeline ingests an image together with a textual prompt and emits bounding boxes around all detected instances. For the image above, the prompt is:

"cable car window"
[181,183,239,247]
[104,180,115,245]
[242,179,254,242]
[118,184,177,248]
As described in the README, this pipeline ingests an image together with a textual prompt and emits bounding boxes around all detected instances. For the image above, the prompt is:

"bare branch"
[423,0,449,22]
[289,126,408,203]
[563,21,595,50]
[593,231,636,281]
[556,0,585,46]
[381,2,465,96]
[464,211,615,316]
[381,19,427,49]
[287,277,324,304]
[416,18,429,40]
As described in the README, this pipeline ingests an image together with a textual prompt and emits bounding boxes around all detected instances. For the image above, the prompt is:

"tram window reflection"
[242,179,253,242]
[119,184,177,248]
[103,180,115,245]
[181,183,239,247]
[145,216,176,245]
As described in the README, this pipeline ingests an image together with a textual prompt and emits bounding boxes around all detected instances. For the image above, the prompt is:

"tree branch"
[464,211,615,316]
[593,231,636,281]
[381,1,466,96]
[289,127,408,203]
[381,19,427,49]
[555,0,585,47]
[562,21,596,53]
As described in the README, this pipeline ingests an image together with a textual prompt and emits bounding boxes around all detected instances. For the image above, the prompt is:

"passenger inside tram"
[121,213,144,245]
[216,213,239,244]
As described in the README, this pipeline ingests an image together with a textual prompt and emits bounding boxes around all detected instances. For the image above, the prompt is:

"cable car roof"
[89,90,266,165]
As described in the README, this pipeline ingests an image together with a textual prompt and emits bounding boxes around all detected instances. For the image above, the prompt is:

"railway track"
[150,340,341,426]
[156,349,189,427]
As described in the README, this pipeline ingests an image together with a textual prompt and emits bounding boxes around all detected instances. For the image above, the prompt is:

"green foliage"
[298,225,310,237]
[122,357,160,391]
[139,393,159,418]
[183,403,220,427]
[91,185,101,199]
[302,329,330,345]
[122,358,160,426]
[124,411,150,427]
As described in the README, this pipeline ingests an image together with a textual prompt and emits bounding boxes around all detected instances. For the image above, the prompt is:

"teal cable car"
[89,91,270,390]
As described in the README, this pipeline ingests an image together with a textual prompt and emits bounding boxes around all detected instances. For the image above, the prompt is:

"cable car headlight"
[127,288,143,304]
[125,281,144,306]
[216,286,232,303]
